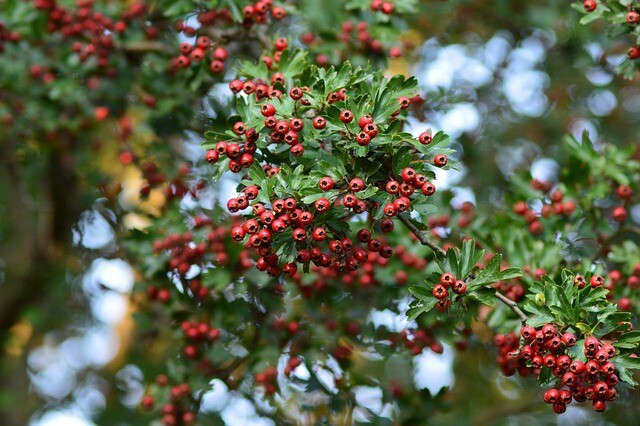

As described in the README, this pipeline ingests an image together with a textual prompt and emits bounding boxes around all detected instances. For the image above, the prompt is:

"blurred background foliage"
[1,0,640,425]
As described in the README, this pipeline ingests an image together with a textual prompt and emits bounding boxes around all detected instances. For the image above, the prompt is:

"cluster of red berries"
[431,272,467,307]
[513,182,576,235]
[583,1,640,59]
[493,332,534,377]
[381,163,440,219]
[297,238,427,293]
[180,320,221,360]
[141,376,196,426]
[228,73,287,100]
[28,64,57,85]
[239,1,286,25]
[392,328,444,356]
[495,278,526,302]
[453,201,476,228]
[335,20,403,58]
[0,21,20,53]
[370,0,396,14]
[520,325,621,414]
[228,193,397,277]
[612,184,632,222]
[261,37,290,69]
[205,127,257,173]
[254,365,279,395]
[33,0,146,69]
[172,36,228,74]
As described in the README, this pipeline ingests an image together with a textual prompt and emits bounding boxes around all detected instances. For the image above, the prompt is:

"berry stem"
[494,290,528,323]
[396,213,445,256]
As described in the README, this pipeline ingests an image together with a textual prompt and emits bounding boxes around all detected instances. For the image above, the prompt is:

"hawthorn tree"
[2,0,640,425]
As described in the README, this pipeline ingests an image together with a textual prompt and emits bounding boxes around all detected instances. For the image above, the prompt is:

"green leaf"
[469,286,497,307]
[459,239,484,280]
[408,285,434,301]
[406,298,439,320]
[469,254,501,288]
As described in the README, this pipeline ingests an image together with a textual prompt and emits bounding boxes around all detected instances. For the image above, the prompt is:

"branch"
[396,214,528,322]
[494,290,528,323]
[396,213,446,256]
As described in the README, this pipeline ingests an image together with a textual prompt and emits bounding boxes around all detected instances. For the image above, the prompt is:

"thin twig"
[494,291,528,323]
[396,213,446,256]
[397,213,528,322]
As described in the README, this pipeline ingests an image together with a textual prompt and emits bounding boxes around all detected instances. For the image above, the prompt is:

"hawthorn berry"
[205,149,219,164]
[418,132,432,144]
[583,0,596,12]
[612,206,627,222]
[261,103,276,117]
[318,177,335,191]
[433,154,448,167]
[356,132,371,146]
[313,116,326,129]
[358,115,373,128]
[339,110,354,123]
[312,227,327,241]
[432,284,448,299]
[349,178,365,192]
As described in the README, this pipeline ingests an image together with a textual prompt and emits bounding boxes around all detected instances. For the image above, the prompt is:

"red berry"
[356,132,371,146]
[289,86,303,100]
[386,180,400,194]
[612,206,627,222]
[617,184,632,199]
[421,182,436,196]
[313,116,326,129]
[339,110,354,123]
[383,203,397,217]
[452,280,466,295]
[358,115,373,128]
[433,154,448,167]
[312,227,327,241]
[543,388,559,404]
[314,197,331,212]
[593,399,606,412]
[627,11,640,24]
[205,149,219,164]
[233,121,246,135]
[590,275,604,288]
[319,177,335,191]
[381,2,394,14]
[583,0,596,12]
[357,229,372,243]
[400,168,415,183]
[418,132,432,144]
[628,46,640,59]
[261,103,276,117]
[349,178,365,192]
[432,284,448,300]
